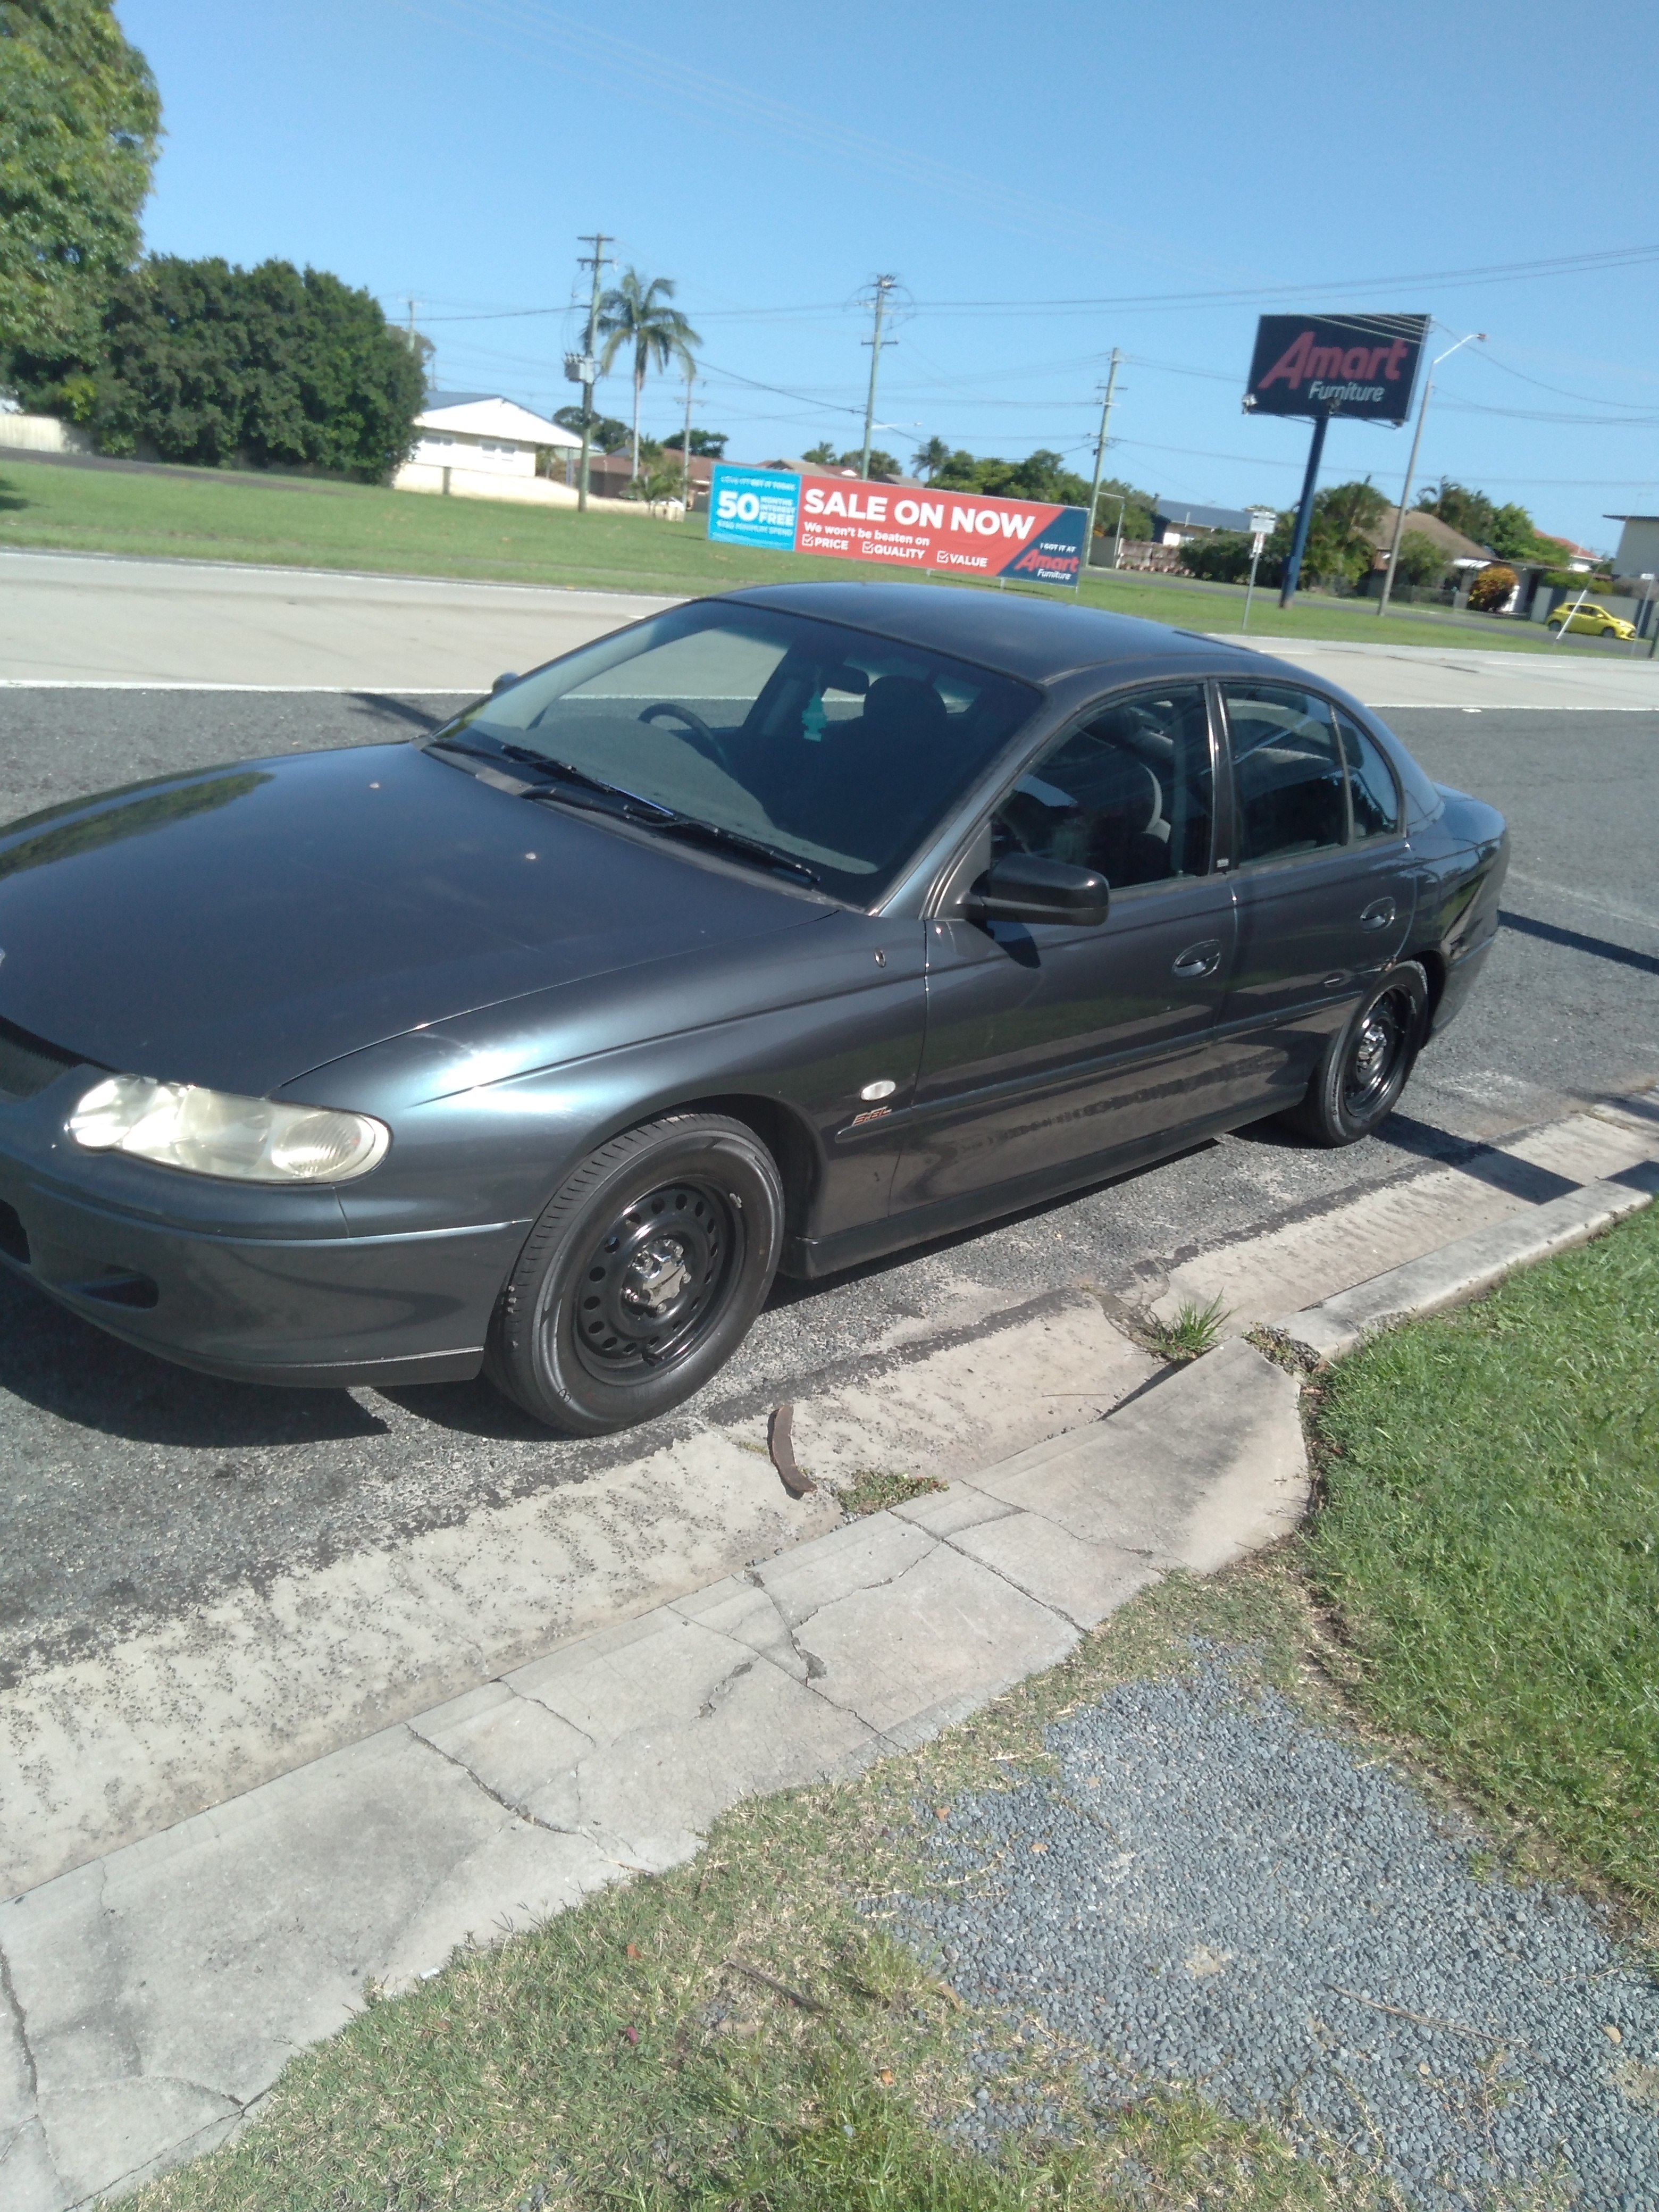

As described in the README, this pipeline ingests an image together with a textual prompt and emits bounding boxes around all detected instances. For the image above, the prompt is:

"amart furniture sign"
[1243,313,1430,423]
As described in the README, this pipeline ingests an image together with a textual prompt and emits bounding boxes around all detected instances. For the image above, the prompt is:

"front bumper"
[0,1083,527,1388]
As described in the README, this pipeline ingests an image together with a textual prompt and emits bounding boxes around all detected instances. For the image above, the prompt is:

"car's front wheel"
[487,1112,784,1434]
[1281,962,1429,1147]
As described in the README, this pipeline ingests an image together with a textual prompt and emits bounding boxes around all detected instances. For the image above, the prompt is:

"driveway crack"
[0,1939,38,2104]
[407,1724,583,1840]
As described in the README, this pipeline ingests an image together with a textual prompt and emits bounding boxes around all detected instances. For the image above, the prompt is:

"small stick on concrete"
[725,1957,829,2013]
[767,1404,816,1496]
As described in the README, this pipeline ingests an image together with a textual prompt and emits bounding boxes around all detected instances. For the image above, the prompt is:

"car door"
[1214,680,1418,1114]
[892,680,1239,1214]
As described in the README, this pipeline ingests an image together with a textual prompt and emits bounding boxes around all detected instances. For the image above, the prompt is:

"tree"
[79,256,424,479]
[1414,477,1495,548]
[1395,531,1447,588]
[802,441,841,466]
[663,426,725,456]
[596,269,699,480]
[912,434,950,483]
[0,1,160,375]
[1090,476,1154,546]
[839,447,900,481]
[555,405,629,453]
[929,446,1103,510]
[1303,478,1389,588]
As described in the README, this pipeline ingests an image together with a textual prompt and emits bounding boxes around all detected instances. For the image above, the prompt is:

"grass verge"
[1303,1200,1659,1913]
[120,1212,1659,2210]
[0,455,1611,657]
[127,1568,1405,2212]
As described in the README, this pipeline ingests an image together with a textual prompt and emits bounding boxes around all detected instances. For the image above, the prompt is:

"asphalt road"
[4,691,1658,1683]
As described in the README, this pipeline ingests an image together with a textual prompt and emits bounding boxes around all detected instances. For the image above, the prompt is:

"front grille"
[0,1018,82,1102]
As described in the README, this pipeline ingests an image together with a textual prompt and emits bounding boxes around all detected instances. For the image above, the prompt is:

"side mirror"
[491,671,521,694]
[963,853,1109,929]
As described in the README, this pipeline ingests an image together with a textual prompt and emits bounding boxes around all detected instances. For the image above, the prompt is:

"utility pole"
[1377,330,1484,618]
[858,274,898,481]
[1083,349,1123,575]
[681,367,695,516]
[572,233,610,515]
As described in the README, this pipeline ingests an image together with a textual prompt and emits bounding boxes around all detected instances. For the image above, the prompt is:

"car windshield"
[427,601,1040,905]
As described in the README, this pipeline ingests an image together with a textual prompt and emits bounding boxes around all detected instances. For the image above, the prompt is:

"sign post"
[1241,506,1277,632]
[1241,313,1429,608]
[708,465,1089,589]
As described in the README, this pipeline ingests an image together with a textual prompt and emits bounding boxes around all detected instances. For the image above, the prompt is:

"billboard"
[708,464,1088,588]
[1243,313,1430,424]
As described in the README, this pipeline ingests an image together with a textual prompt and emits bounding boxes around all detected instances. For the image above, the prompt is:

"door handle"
[1360,898,1397,931]
[1172,939,1222,979]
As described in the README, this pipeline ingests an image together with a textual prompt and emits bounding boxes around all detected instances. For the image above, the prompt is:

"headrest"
[859,675,949,746]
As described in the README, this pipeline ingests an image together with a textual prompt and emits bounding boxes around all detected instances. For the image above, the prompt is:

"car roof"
[723,579,1272,686]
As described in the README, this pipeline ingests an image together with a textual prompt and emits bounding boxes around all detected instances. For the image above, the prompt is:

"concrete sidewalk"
[0,549,673,689]
[5,546,1657,709]
[4,1091,1657,2210]
[0,1340,1306,2212]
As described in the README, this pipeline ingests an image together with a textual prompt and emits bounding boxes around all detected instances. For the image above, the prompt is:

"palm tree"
[596,270,700,482]
[912,435,950,484]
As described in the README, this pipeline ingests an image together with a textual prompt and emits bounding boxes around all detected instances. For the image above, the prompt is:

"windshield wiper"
[425,735,814,884]
[644,815,820,887]
[425,736,674,820]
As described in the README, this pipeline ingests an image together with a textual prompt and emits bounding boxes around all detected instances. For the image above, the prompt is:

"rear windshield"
[433,601,1039,905]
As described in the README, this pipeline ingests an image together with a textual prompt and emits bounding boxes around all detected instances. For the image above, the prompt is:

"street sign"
[708,465,1088,588]
[1244,314,1430,425]
[1247,507,1277,537]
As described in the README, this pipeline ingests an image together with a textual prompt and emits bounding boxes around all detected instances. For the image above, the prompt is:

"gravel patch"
[900,1660,1659,2209]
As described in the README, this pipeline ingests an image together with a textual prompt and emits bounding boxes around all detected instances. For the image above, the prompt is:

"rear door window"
[1222,685,1347,862]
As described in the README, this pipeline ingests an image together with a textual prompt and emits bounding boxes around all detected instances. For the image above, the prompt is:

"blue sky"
[121,0,1659,552]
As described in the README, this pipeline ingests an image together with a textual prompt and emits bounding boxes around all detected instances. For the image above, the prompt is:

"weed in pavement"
[1144,1296,1230,1363]
[1304,1202,1659,1910]
[837,1467,949,1519]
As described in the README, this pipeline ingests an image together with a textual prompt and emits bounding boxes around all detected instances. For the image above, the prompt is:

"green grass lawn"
[0,455,1614,658]
[1305,1202,1659,1911]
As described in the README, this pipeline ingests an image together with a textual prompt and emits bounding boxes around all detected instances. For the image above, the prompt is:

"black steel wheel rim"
[568,1178,741,1382]
[1343,987,1411,1118]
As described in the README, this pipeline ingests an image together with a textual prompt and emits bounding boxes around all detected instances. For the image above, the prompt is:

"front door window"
[991,683,1215,886]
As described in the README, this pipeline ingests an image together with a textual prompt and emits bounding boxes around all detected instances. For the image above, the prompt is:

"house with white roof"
[393,392,663,512]
[409,392,580,479]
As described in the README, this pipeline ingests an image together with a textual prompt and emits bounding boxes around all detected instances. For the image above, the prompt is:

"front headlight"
[68,1075,389,1183]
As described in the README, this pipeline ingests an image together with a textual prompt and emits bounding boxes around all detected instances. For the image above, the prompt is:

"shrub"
[1395,531,1446,587]
[1468,563,1518,613]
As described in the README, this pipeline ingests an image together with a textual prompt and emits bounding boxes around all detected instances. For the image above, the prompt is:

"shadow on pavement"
[0,1276,386,1447]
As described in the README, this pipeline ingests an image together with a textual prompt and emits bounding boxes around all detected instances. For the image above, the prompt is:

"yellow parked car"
[1547,597,1637,639]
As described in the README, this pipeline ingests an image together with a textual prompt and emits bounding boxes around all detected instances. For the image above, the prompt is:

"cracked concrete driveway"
[1,686,1657,1728]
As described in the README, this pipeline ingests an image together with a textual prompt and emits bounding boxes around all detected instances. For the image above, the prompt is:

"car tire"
[485,1112,784,1435]
[1280,962,1429,1147]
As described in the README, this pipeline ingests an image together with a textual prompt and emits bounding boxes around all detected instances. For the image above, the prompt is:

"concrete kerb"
[1275,1162,1659,1363]
[5,1117,1657,2209]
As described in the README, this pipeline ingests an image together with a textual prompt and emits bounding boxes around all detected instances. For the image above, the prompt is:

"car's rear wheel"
[1280,962,1428,1147]
[486,1112,784,1434]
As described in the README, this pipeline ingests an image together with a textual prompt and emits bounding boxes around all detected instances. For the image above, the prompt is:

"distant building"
[409,393,580,479]
[1150,501,1254,547]
[1607,515,1659,577]
[1367,508,1492,568]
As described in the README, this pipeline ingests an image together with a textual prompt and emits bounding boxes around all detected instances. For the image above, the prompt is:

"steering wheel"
[639,701,732,773]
